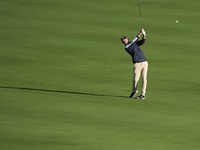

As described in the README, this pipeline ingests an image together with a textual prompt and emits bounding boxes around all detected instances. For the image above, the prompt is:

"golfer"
[121,28,148,99]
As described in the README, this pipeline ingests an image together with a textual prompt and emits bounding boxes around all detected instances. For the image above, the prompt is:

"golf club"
[138,1,143,28]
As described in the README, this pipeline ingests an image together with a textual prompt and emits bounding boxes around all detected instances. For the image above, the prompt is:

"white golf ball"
[176,20,178,23]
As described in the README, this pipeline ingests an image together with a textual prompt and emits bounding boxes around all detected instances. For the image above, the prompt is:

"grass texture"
[0,0,200,149]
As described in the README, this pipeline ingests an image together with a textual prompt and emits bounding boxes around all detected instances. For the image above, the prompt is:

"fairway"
[0,0,200,150]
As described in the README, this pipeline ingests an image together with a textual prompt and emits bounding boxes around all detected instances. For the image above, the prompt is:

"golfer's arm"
[137,31,143,38]
[143,34,146,39]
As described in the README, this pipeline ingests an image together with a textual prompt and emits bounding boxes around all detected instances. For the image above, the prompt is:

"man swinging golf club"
[121,28,148,99]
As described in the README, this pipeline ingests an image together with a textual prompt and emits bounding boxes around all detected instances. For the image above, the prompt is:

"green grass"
[0,0,200,149]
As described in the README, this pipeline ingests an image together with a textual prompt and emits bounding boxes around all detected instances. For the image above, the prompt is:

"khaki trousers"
[133,61,148,96]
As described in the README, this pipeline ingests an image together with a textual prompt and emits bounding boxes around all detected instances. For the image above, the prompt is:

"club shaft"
[138,1,143,28]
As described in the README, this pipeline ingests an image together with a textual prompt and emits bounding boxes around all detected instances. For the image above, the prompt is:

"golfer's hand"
[141,28,146,36]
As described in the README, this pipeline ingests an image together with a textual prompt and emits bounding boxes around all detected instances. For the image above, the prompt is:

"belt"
[134,60,147,63]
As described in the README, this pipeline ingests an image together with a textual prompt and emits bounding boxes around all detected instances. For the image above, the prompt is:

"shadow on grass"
[0,86,128,98]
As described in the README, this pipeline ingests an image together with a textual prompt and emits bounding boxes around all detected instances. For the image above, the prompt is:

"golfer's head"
[121,36,128,45]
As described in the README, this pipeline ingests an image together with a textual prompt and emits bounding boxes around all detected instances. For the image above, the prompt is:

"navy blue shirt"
[125,36,146,64]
